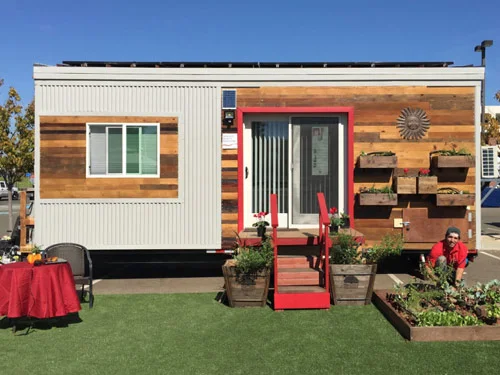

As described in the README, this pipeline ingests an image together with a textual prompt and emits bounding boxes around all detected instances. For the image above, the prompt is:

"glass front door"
[243,115,344,228]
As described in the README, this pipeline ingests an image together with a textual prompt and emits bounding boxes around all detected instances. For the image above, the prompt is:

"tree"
[0,78,34,231]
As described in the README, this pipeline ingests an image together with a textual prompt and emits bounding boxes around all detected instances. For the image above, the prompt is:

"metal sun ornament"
[396,107,430,140]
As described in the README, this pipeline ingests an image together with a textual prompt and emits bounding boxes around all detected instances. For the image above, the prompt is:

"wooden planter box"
[330,264,377,305]
[359,193,398,206]
[435,155,475,168]
[222,260,271,308]
[359,155,397,168]
[436,193,475,206]
[373,290,500,341]
[396,177,417,194]
[417,176,438,194]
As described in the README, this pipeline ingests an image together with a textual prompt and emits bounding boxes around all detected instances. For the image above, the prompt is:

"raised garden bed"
[373,290,500,341]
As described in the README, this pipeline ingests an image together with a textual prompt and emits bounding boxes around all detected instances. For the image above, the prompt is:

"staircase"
[271,193,332,310]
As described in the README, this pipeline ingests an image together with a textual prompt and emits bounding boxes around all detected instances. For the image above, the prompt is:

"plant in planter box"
[359,150,397,168]
[252,211,270,238]
[417,168,437,194]
[430,144,474,168]
[359,185,397,206]
[396,168,417,194]
[222,235,274,308]
[328,207,350,232]
[436,187,475,206]
[330,232,404,305]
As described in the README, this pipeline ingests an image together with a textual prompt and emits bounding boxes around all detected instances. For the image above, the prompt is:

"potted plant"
[359,185,398,206]
[436,187,475,206]
[252,211,270,238]
[417,168,437,194]
[328,207,350,233]
[359,151,397,168]
[222,235,274,308]
[330,232,404,305]
[430,144,474,168]
[396,168,417,194]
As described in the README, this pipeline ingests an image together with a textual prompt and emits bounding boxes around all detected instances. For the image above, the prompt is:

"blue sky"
[1,0,498,106]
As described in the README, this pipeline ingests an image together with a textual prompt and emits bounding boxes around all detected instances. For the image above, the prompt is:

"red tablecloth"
[0,262,81,319]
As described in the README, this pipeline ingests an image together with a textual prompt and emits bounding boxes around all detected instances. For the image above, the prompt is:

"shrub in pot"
[330,232,404,305]
[222,235,274,307]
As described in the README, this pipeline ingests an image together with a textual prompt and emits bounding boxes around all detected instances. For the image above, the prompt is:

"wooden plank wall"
[40,116,179,199]
[221,86,476,249]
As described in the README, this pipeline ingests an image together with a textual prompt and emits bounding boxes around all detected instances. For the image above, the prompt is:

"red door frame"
[236,107,355,231]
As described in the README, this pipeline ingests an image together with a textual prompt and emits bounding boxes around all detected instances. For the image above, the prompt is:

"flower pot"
[222,260,271,308]
[396,177,417,194]
[330,264,377,305]
[341,218,350,229]
[418,176,437,194]
[329,225,339,233]
[257,226,266,238]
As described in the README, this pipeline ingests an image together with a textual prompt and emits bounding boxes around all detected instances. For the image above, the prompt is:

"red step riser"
[277,278,321,286]
[277,257,320,268]
[278,271,320,279]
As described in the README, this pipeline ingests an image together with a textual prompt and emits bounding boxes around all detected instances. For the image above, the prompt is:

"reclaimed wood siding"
[222,86,475,248]
[40,116,179,199]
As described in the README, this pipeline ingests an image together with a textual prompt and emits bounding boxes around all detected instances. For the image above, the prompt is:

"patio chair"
[44,243,94,308]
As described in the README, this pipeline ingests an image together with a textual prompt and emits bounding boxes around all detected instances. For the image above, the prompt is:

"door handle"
[245,167,249,179]
[402,221,410,230]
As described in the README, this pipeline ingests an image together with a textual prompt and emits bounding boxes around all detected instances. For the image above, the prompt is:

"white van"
[0,181,19,200]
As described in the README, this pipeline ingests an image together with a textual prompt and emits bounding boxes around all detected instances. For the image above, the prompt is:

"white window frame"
[86,123,160,178]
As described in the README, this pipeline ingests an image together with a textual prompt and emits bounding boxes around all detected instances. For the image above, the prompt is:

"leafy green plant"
[330,233,404,265]
[359,151,395,156]
[330,232,361,264]
[437,187,470,195]
[233,235,273,274]
[416,311,482,327]
[430,144,472,156]
[359,185,395,198]
[363,233,404,264]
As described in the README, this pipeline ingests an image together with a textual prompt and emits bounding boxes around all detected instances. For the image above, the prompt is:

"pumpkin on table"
[27,245,43,264]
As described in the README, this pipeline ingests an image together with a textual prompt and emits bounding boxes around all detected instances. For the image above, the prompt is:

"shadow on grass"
[0,313,82,335]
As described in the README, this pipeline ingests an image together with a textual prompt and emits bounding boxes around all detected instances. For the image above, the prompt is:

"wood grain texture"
[39,116,178,198]
[224,85,476,248]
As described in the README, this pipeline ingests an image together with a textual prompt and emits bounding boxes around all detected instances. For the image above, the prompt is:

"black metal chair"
[45,243,94,308]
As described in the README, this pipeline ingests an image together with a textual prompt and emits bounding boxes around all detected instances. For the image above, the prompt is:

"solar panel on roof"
[222,90,236,109]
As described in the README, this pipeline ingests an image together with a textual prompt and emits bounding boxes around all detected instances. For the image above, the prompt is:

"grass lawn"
[2,294,500,375]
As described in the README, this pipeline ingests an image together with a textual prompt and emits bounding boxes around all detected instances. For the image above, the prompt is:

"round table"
[0,261,81,319]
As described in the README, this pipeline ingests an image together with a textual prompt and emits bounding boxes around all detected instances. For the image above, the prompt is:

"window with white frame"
[88,124,159,177]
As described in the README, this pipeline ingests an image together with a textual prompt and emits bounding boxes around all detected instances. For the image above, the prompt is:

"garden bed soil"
[372,290,500,341]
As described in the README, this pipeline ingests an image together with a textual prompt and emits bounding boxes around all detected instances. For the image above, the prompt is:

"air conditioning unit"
[481,146,499,178]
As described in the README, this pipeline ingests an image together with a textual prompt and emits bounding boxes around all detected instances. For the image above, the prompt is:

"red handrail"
[270,194,279,293]
[317,192,330,293]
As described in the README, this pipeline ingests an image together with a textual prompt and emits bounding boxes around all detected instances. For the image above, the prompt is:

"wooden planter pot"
[396,177,417,194]
[359,193,398,206]
[417,176,438,194]
[222,260,271,308]
[373,290,500,341]
[436,193,475,206]
[330,264,377,305]
[435,155,475,168]
[359,155,397,168]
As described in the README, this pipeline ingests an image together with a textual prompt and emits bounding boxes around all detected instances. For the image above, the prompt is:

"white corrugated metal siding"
[34,83,221,250]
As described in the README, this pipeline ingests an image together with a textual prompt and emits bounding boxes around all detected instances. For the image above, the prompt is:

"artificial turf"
[1,293,500,375]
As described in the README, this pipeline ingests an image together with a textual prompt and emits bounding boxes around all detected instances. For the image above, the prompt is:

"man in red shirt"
[426,226,468,284]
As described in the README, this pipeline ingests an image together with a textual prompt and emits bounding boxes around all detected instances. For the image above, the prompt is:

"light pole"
[474,40,493,124]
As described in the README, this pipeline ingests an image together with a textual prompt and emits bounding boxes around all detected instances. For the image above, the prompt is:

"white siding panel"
[35,84,221,250]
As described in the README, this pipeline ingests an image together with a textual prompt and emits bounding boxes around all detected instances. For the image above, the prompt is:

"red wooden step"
[277,256,321,269]
[277,286,326,294]
[277,268,322,286]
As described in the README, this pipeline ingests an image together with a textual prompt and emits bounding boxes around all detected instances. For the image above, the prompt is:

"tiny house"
[33,61,483,252]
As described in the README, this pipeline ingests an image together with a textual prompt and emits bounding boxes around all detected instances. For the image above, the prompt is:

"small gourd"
[27,245,43,264]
